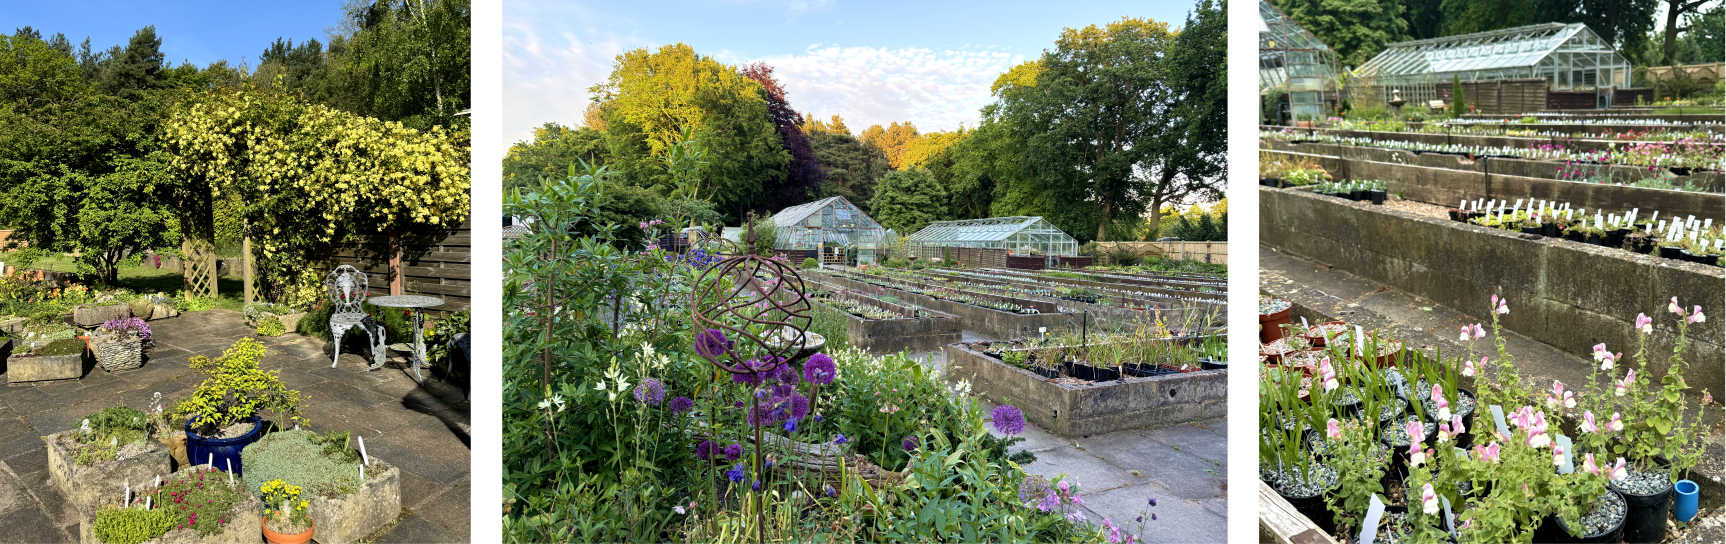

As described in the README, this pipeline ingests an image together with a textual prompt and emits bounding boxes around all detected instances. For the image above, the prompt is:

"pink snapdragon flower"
[1552,443,1566,467]
[1491,294,1509,314]
[1583,453,1600,475]
[1616,369,1635,397]
[1689,306,1706,324]
[1592,343,1620,370]
[1474,442,1502,463]
[1459,323,1485,342]
[1327,418,1342,440]
[1462,357,1479,377]
[1549,381,1575,409]
[1608,412,1624,432]
[1432,385,1451,421]
[1421,483,1439,514]
[1318,357,1338,392]
[1635,313,1653,334]
[1670,297,1683,315]
[1608,458,1627,481]
[1581,411,1599,434]
[1451,414,1466,435]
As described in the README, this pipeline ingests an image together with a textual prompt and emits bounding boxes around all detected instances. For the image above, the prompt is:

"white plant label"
[1300,316,1309,329]
[1490,405,1511,439]
[1443,495,1458,537]
[1355,325,1365,355]
[1360,494,1388,544]
[227,459,234,485]
[1556,434,1574,474]
[358,435,370,465]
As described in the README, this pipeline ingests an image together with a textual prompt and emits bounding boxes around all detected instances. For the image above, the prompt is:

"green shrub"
[425,309,471,370]
[92,507,176,544]
[297,301,336,341]
[256,316,286,337]
[886,258,909,268]
[242,430,364,499]
[173,338,303,432]
[801,257,817,269]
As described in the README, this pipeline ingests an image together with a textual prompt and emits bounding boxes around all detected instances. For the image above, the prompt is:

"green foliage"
[1451,74,1466,117]
[334,0,472,131]
[36,337,83,356]
[808,303,850,351]
[242,430,364,499]
[800,257,817,269]
[425,309,471,370]
[174,338,303,432]
[807,128,890,214]
[502,124,611,195]
[1271,0,1408,67]
[869,168,948,235]
[141,467,248,537]
[256,315,286,337]
[748,213,778,255]
[92,507,175,544]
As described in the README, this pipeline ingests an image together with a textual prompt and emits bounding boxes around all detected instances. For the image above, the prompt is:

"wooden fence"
[308,219,472,312]
[1095,241,1229,265]
[1435,78,1549,114]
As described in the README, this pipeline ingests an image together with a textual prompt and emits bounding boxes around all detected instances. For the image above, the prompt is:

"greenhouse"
[904,216,1079,259]
[769,196,886,263]
[1355,23,1632,92]
[1259,0,1339,122]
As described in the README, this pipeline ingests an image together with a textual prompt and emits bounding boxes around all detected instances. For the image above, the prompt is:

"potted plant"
[85,466,260,544]
[171,338,304,476]
[1261,358,1339,534]
[1259,297,1293,344]
[89,317,152,373]
[46,406,171,508]
[260,479,315,544]
[6,323,86,384]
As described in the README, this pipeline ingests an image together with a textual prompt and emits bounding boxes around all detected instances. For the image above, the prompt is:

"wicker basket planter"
[91,335,145,372]
[46,429,171,508]
[73,303,131,328]
[6,351,85,383]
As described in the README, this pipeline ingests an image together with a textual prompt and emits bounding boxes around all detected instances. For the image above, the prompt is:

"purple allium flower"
[726,464,746,482]
[834,434,848,445]
[695,440,716,460]
[771,384,796,399]
[724,443,743,461]
[633,378,666,405]
[790,394,810,420]
[668,396,694,414]
[992,405,1026,435]
[695,329,733,360]
[733,401,745,408]
[902,435,920,451]
[731,370,764,385]
[803,353,837,385]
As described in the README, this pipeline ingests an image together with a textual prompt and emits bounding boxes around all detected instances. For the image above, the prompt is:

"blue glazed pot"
[185,415,263,475]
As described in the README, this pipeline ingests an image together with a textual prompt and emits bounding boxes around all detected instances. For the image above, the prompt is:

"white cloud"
[501,3,648,151]
[723,45,1023,136]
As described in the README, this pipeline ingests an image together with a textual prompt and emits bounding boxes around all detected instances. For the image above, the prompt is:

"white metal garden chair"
[325,265,388,370]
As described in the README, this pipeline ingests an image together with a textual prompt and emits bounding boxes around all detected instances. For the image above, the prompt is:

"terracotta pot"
[263,517,314,544]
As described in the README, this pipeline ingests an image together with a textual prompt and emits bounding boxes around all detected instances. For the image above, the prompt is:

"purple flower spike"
[695,329,733,361]
[790,394,810,420]
[803,353,837,385]
[992,405,1026,435]
[902,435,920,451]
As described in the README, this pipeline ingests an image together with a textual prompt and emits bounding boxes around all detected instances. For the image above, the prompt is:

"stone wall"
[816,273,1078,341]
[1260,186,1725,395]
[942,343,1227,437]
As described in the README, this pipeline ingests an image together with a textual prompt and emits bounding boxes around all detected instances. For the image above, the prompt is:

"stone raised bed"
[1264,139,1726,193]
[817,272,1075,341]
[305,457,402,544]
[74,303,132,328]
[942,342,1226,437]
[47,429,172,508]
[7,350,87,384]
[76,479,263,544]
[0,317,25,334]
[805,284,961,355]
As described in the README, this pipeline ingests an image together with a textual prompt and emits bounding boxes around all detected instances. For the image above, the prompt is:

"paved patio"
[0,309,470,543]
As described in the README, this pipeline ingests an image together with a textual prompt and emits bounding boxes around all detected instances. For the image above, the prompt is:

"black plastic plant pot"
[1370,191,1386,205]
[1565,231,1585,242]
[1521,226,1543,236]
[1536,490,1628,544]
[1064,362,1121,382]
[1542,225,1560,237]
[1659,246,1684,260]
[1612,475,1675,543]
[1271,479,1336,536]
[1200,358,1227,370]
[1606,229,1629,248]
[1584,234,1604,246]
[1448,210,1461,222]
[1702,255,1721,267]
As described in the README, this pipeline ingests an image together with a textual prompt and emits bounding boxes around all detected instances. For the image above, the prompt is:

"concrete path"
[0,309,470,543]
[910,339,1229,543]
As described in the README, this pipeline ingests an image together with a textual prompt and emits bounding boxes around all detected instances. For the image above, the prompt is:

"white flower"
[537,399,551,409]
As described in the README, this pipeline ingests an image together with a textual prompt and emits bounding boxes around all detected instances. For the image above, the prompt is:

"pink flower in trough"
[1608,412,1624,432]
[1491,294,1509,315]
[1421,484,1439,514]
[1327,418,1343,440]
[1405,419,1424,443]
[1432,384,1451,421]
[1581,411,1599,434]
[1409,442,1426,467]
[1459,323,1485,342]
[1635,313,1653,335]
[1689,306,1706,324]
[1437,423,1452,443]
[1549,381,1575,410]
[1592,343,1620,370]
[1608,458,1628,481]
[1583,453,1600,475]
[1552,443,1565,467]
[1451,414,1466,436]
[1462,357,1478,377]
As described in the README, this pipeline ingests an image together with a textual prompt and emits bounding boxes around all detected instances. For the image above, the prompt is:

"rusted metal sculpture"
[688,222,813,543]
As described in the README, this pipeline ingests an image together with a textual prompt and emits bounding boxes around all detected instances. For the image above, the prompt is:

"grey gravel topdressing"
[1381,414,1437,446]
[1263,461,1339,498]
[1260,298,1292,315]
[1568,489,1627,537]
[1611,465,1675,496]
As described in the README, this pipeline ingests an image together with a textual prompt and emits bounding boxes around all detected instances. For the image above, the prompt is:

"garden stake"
[358,435,369,464]
[226,459,233,485]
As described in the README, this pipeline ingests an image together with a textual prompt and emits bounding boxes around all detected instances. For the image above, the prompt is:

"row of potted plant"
[1310,180,1389,205]
[1446,201,1724,266]
[822,268,1043,314]
[1260,295,1712,543]
[1261,130,1723,172]
[973,324,1227,382]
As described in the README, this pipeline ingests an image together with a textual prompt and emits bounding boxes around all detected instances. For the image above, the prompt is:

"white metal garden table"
[366,294,444,383]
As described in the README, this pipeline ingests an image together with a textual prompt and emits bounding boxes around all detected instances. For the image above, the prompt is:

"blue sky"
[504,0,1206,151]
[3,1,348,70]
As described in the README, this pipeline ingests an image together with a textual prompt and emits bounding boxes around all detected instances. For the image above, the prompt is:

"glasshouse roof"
[1355,23,1630,88]
[1258,0,1337,91]
[772,197,868,228]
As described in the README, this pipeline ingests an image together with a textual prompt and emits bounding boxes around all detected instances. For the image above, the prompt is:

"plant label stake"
[155,475,160,489]
[1555,434,1574,474]
[226,459,234,485]
[145,496,150,510]
[358,435,370,465]
[1489,405,1511,439]
[1442,495,1458,537]
[1300,316,1309,330]
[1355,325,1365,357]
[1360,494,1388,544]
[360,464,366,481]
[124,483,130,507]
[208,453,213,468]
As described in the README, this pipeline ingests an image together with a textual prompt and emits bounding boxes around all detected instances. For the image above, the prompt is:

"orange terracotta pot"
[262,517,314,544]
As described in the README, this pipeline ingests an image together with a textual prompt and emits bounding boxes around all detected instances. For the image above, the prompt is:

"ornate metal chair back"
[326,265,370,314]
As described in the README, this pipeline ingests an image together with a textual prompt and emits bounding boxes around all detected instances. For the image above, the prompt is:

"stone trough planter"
[7,350,87,384]
[274,312,308,334]
[74,303,131,328]
[76,473,263,544]
[304,457,403,544]
[942,342,1227,437]
[0,317,25,334]
[46,429,172,509]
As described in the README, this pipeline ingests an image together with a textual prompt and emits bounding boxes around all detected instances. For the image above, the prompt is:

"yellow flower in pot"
[260,479,314,543]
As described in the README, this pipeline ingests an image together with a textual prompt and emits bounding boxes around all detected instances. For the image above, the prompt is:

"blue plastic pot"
[1674,479,1699,523]
[184,415,263,475]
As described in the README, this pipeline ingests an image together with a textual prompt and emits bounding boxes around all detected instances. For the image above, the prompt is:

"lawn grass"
[3,251,250,311]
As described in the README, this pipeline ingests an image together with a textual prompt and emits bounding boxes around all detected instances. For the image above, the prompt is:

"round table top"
[368,295,446,309]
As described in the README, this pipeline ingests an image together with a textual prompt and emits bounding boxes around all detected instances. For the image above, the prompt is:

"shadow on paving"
[0,309,470,543]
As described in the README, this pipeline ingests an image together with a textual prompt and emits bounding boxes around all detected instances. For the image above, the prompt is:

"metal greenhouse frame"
[904,216,1079,260]
[770,196,886,263]
[1355,23,1631,95]
[1259,0,1340,122]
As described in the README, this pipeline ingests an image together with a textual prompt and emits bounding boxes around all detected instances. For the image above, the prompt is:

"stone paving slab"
[0,309,469,543]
